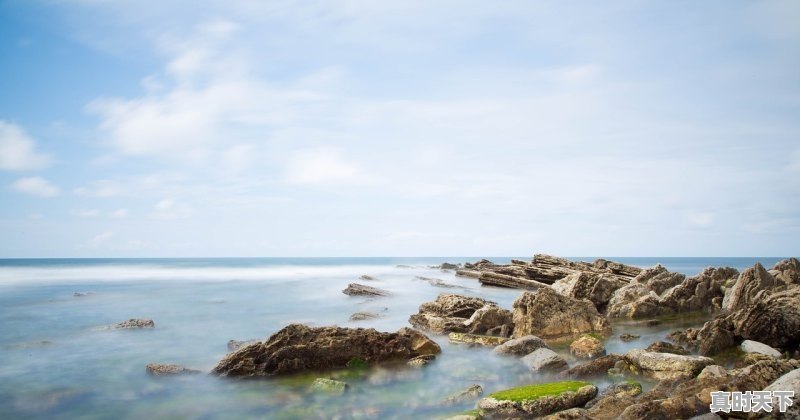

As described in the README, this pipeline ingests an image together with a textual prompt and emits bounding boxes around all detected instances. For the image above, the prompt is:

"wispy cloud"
[0,121,50,171]
[11,177,60,197]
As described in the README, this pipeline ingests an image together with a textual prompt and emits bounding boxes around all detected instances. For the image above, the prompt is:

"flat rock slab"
[342,283,391,297]
[624,349,715,379]
[448,332,508,347]
[478,381,597,418]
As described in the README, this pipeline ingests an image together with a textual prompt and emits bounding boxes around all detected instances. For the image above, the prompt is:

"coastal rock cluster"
[408,294,514,337]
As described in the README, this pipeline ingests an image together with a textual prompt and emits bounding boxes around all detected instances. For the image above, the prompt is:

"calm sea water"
[0,257,786,419]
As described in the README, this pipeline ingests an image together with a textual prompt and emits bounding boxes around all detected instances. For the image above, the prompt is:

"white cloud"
[155,198,174,211]
[74,180,123,197]
[11,177,60,197]
[111,208,128,218]
[285,148,369,186]
[0,121,51,171]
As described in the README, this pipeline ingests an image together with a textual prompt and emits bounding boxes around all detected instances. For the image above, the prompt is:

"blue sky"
[0,0,798,257]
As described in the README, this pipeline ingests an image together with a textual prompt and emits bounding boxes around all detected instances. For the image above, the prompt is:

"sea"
[0,257,786,419]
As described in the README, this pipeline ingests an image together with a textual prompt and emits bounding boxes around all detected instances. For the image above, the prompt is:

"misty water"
[0,257,784,419]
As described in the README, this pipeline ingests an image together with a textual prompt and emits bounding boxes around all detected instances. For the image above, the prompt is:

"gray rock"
[741,339,782,358]
[493,335,550,356]
[146,363,201,376]
[342,283,390,297]
[521,348,568,372]
[113,318,155,329]
[512,287,609,339]
[624,349,715,379]
[349,312,382,322]
[227,339,260,351]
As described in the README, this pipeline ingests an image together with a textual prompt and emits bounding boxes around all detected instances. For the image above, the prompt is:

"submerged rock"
[359,275,377,281]
[442,384,483,406]
[623,349,715,380]
[212,324,440,377]
[493,335,550,357]
[113,318,155,329]
[569,335,605,359]
[409,293,513,337]
[512,287,609,339]
[145,363,201,376]
[415,276,468,290]
[349,312,382,322]
[439,262,461,270]
[342,283,390,297]
[477,381,597,418]
[522,348,568,373]
[310,378,348,395]
[619,333,639,342]
[407,354,436,367]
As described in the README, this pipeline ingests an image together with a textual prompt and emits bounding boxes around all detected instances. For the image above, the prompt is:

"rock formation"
[512,287,609,339]
[408,293,514,337]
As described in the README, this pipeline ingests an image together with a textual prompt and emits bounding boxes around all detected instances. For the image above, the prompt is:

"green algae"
[488,381,592,402]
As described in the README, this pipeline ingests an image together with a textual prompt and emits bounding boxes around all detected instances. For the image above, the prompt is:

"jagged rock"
[660,266,737,313]
[763,367,800,419]
[771,257,800,285]
[477,381,597,418]
[569,335,605,359]
[349,312,381,322]
[407,354,436,367]
[145,363,201,376]
[521,348,568,372]
[624,349,715,380]
[342,283,390,297]
[448,332,508,347]
[645,341,689,355]
[732,285,800,349]
[619,333,639,342]
[228,339,260,351]
[409,294,513,336]
[722,263,778,312]
[512,287,609,339]
[212,324,440,377]
[493,335,550,356]
[113,318,154,329]
[741,339,782,358]
[552,272,627,312]
[442,384,483,406]
[556,354,624,379]
[310,378,348,394]
[478,271,551,290]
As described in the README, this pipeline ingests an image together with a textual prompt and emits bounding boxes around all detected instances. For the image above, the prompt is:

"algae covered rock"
[212,324,440,377]
[310,378,348,395]
[477,381,597,418]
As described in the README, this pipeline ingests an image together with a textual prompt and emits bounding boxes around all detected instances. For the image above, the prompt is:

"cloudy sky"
[0,1,798,257]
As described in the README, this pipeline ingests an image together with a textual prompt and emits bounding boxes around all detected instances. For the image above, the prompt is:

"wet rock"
[619,333,639,342]
[409,293,513,336]
[310,378,348,395]
[145,363,201,376]
[645,341,689,355]
[763,367,800,419]
[212,324,440,377]
[512,287,609,339]
[477,381,597,418]
[359,275,377,281]
[227,339,260,351]
[521,348,568,373]
[407,354,436,367]
[556,354,624,379]
[624,349,715,380]
[569,335,605,359]
[552,272,627,312]
[349,312,382,322]
[442,384,483,406]
[732,285,800,349]
[342,283,390,297]
[741,339,782,358]
[448,332,508,347]
[493,335,550,357]
[113,318,155,329]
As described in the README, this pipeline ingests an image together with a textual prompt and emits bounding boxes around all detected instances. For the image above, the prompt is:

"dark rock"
[619,333,640,342]
[512,287,609,339]
[440,262,460,270]
[211,324,440,377]
[113,318,154,329]
[342,283,390,297]
[732,285,800,349]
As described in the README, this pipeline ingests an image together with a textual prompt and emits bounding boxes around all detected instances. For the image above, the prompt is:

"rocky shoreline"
[139,254,799,419]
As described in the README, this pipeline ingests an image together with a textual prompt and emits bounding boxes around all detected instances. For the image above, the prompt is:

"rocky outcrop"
[409,293,514,337]
[212,324,440,377]
[623,349,715,380]
[607,265,736,319]
[477,381,597,418]
[113,318,154,329]
[732,285,800,349]
[741,339,782,358]
[407,354,436,367]
[770,257,800,285]
[569,335,605,359]
[145,363,201,376]
[557,354,624,379]
[493,335,550,357]
[552,272,628,312]
[512,287,609,339]
[722,263,777,312]
[342,283,390,297]
[522,348,568,372]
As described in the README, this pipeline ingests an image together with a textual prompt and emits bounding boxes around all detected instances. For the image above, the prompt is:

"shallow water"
[0,257,784,419]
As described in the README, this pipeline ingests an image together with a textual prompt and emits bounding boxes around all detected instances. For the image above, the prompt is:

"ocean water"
[0,257,786,419]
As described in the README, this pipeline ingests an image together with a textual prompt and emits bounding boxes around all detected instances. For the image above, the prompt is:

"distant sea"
[0,256,787,419]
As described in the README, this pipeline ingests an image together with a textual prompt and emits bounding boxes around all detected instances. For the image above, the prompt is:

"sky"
[0,0,798,258]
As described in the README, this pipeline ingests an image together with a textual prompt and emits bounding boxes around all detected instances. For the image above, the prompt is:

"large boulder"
[477,381,598,418]
[551,272,627,312]
[211,324,440,377]
[624,349,715,380]
[722,263,778,313]
[521,348,568,373]
[512,288,609,339]
[732,286,800,349]
[409,293,514,337]
[763,367,800,419]
[493,335,550,356]
[342,283,390,297]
